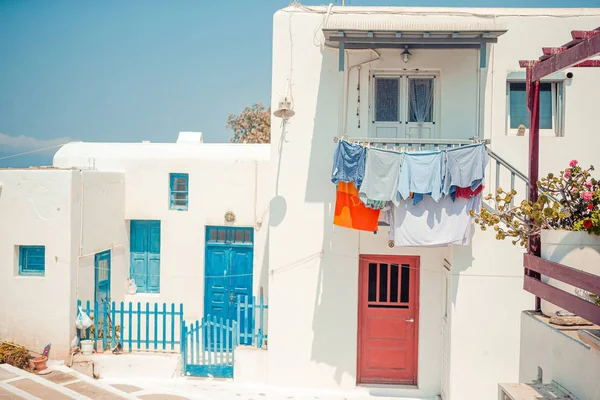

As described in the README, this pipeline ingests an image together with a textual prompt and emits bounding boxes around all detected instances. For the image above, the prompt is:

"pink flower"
[582,191,593,202]
[569,160,578,167]
[564,169,572,179]
[585,181,593,189]
[571,188,578,195]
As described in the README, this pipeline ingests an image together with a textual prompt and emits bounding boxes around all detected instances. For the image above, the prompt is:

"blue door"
[130,220,161,293]
[94,250,111,307]
[204,227,253,325]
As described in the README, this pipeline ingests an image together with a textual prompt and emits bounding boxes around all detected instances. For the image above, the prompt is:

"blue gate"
[181,316,237,378]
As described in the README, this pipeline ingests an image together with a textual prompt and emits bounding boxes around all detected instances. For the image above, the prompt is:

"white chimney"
[176,131,203,144]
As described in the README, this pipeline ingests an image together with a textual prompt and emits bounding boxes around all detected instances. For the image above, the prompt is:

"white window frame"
[369,70,441,139]
[505,72,565,137]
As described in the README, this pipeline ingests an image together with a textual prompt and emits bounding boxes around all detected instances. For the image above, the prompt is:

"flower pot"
[32,356,47,371]
[540,229,600,317]
[80,339,94,355]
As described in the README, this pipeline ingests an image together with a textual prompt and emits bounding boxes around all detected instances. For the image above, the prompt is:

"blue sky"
[1,0,599,167]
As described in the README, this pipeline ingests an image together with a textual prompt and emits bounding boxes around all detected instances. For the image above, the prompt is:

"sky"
[1,0,600,167]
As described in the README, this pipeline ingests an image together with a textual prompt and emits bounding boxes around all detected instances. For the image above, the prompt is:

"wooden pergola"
[519,27,600,320]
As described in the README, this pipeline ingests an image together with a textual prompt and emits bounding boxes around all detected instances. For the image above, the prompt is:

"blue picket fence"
[237,295,268,348]
[77,300,184,352]
[181,316,237,378]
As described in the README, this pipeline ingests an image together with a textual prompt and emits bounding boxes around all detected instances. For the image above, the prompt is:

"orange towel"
[334,182,380,232]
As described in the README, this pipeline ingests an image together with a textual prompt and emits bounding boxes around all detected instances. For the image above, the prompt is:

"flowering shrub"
[472,160,600,246]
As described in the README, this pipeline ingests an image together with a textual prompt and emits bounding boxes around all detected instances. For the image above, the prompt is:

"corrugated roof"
[324,14,505,33]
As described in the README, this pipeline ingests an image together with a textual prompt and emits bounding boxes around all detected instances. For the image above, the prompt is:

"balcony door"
[371,75,436,140]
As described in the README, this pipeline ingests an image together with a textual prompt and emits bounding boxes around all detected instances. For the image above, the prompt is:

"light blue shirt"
[442,142,488,197]
[396,150,444,203]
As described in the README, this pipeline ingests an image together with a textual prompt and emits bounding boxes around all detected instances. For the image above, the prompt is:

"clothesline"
[333,136,489,151]
[331,137,489,246]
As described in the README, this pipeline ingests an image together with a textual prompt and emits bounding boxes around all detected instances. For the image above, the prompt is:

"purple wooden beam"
[524,254,600,295]
[571,29,600,40]
[526,68,542,310]
[574,60,600,67]
[542,47,567,55]
[532,33,600,81]
[524,276,600,326]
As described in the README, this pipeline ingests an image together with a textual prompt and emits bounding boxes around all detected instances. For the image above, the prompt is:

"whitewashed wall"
[269,5,600,400]
[0,170,78,359]
[76,171,127,306]
[54,143,270,323]
[519,312,600,400]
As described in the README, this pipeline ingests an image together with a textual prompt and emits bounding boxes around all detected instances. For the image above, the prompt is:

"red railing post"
[526,66,542,310]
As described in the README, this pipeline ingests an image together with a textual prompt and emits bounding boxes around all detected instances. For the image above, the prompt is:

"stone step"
[0,364,134,400]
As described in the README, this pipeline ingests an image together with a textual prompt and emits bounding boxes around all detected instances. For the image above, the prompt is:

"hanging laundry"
[331,140,366,189]
[385,194,481,247]
[358,148,404,206]
[396,150,444,204]
[363,199,390,210]
[334,181,380,232]
[442,142,488,198]
[455,185,485,200]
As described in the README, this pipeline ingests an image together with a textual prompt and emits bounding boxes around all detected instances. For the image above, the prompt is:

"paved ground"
[0,364,434,400]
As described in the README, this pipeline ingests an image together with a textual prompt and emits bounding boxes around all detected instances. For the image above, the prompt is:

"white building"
[1,5,599,400]
[267,5,600,400]
[0,133,270,358]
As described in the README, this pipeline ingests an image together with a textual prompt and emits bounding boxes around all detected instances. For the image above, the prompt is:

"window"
[169,173,188,210]
[506,77,564,136]
[130,220,161,293]
[371,74,437,139]
[18,246,45,276]
[367,262,410,308]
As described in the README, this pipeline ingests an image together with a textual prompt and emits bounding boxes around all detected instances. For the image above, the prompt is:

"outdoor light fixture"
[273,97,295,119]
[401,46,412,63]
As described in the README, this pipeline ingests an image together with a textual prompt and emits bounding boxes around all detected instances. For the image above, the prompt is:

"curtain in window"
[409,79,433,125]
[375,78,399,122]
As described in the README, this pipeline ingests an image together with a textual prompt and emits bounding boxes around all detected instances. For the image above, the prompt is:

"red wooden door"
[357,255,419,385]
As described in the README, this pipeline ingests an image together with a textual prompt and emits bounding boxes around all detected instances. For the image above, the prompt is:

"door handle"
[405,318,414,323]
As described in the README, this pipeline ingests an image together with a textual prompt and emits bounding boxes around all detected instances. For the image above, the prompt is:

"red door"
[357,255,419,385]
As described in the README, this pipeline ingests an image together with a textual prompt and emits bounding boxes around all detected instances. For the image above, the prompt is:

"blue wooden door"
[130,220,161,293]
[94,250,111,307]
[204,227,253,324]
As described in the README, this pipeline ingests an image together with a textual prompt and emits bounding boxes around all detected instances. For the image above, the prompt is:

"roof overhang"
[323,29,506,49]
[325,28,506,71]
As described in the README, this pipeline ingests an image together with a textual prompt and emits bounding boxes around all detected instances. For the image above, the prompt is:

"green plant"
[473,160,600,246]
[87,316,121,349]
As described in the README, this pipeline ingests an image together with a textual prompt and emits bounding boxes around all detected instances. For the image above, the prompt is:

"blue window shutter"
[19,246,45,276]
[130,221,148,292]
[147,221,161,293]
[509,82,553,130]
[509,82,529,129]
[169,173,189,211]
[539,83,553,129]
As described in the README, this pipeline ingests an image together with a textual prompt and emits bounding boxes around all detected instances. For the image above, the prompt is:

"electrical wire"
[83,248,524,279]
[282,4,600,19]
[0,143,69,161]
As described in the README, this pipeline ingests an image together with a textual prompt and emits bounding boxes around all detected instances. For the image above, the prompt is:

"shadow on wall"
[304,47,357,386]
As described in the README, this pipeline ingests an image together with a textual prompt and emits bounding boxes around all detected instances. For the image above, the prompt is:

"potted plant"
[473,160,600,317]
